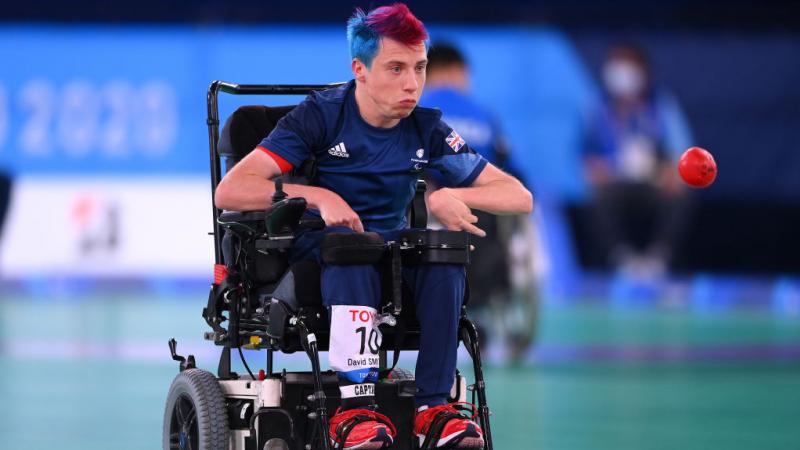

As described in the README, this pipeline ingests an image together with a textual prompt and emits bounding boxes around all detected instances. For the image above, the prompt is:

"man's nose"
[403,71,418,92]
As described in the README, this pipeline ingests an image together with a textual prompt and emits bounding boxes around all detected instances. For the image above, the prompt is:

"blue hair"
[347,9,381,68]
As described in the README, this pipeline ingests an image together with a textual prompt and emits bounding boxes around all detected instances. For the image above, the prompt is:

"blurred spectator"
[422,42,538,363]
[0,169,10,277]
[0,170,10,242]
[583,43,693,277]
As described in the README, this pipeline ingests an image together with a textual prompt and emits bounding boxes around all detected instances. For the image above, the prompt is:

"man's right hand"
[318,191,364,233]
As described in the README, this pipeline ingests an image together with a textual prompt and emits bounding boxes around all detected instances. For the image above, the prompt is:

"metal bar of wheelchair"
[216,82,346,96]
[297,321,332,450]
[460,317,493,450]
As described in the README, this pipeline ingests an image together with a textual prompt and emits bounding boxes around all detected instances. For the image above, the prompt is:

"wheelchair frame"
[165,81,494,450]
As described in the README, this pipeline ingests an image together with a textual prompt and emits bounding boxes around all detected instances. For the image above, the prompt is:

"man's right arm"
[214,149,364,232]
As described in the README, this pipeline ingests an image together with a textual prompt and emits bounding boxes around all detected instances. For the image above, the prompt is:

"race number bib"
[329,305,383,384]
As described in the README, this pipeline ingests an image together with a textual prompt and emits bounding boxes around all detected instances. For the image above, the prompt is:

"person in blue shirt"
[583,43,693,277]
[422,43,537,364]
[0,170,9,245]
[215,4,532,449]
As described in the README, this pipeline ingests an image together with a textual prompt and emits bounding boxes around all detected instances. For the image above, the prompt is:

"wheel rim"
[169,393,198,450]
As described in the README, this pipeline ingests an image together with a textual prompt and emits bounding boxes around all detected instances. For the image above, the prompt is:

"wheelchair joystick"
[272,179,288,203]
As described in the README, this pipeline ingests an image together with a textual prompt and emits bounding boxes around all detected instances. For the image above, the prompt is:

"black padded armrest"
[219,210,266,222]
[397,229,471,265]
[218,198,325,238]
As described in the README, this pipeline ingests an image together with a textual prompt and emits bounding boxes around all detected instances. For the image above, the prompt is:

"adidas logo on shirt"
[328,142,350,158]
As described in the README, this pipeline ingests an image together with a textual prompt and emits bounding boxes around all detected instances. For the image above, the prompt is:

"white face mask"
[603,60,646,98]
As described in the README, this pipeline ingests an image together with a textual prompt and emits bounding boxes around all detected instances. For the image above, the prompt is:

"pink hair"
[366,3,428,48]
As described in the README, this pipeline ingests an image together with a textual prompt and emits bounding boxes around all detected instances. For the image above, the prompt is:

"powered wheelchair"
[163,81,494,450]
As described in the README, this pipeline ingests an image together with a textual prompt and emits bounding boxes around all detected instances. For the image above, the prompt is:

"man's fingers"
[352,218,365,233]
[445,221,462,232]
[461,220,486,237]
[466,214,479,224]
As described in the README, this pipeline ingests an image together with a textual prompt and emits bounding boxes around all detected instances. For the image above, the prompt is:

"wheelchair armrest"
[397,229,471,265]
[219,209,265,223]
[218,197,325,238]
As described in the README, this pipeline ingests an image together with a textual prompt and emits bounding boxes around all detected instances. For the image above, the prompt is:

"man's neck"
[354,83,401,129]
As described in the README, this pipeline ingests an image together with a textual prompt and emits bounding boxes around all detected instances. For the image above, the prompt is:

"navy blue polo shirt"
[259,80,487,234]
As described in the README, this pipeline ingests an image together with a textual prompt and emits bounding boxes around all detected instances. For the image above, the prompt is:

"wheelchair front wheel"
[163,368,230,450]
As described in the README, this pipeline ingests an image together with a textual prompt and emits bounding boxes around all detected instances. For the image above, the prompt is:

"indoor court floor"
[1,290,798,450]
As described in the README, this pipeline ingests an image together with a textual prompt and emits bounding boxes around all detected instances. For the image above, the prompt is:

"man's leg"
[408,264,484,448]
[297,226,394,448]
[407,264,465,407]
[322,261,383,408]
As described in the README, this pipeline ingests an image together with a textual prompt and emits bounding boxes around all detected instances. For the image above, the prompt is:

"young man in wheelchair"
[214,4,532,449]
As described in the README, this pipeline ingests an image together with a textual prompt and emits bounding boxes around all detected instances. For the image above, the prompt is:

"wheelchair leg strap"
[460,317,494,450]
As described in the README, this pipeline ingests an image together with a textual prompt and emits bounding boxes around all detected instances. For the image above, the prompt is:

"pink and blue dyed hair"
[346,3,430,68]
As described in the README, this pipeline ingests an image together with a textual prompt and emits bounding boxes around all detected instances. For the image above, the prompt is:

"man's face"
[354,38,428,121]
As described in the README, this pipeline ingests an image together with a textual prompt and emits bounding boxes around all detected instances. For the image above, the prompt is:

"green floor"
[1,294,798,450]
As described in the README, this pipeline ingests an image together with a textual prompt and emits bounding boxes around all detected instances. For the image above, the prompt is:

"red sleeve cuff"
[258,146,294,174]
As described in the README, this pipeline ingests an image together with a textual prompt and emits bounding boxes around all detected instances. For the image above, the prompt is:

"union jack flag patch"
[445,130,465,153]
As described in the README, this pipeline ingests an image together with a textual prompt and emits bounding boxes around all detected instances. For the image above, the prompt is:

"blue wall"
[2,25,799,201]
[0,25,595,199]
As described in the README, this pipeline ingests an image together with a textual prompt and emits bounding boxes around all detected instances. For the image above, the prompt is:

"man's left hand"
[427,188,486,237]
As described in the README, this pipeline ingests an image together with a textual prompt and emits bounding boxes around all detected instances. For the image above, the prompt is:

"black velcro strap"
[409,180,428,229]
[378,314,407,379]
[321,232,386,265]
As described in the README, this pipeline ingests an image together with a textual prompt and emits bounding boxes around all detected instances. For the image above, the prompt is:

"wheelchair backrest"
[218,105,295,171]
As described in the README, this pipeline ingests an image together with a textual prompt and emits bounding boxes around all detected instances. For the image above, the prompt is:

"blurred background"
[1,1,799,449]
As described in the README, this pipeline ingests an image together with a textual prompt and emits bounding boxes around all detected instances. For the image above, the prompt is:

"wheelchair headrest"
[218,105,295,170]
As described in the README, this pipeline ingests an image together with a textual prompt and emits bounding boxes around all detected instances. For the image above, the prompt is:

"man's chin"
[391,106,415,118]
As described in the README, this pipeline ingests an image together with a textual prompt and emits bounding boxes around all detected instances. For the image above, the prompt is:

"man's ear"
[352,58,368,82]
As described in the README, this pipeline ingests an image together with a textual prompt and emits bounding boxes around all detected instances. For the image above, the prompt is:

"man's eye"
[415,65,425,72]
[391,67,401,73]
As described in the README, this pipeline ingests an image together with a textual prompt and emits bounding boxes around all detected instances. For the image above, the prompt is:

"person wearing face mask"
[583,43,693,278]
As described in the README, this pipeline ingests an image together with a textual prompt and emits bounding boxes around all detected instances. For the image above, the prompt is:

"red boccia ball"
[678,147,717,188]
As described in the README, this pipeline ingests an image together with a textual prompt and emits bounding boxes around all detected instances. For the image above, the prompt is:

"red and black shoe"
[414,403,485,449]
[329,407,397,449]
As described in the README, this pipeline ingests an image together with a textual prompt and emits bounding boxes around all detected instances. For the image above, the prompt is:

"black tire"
[163,368,230,450]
